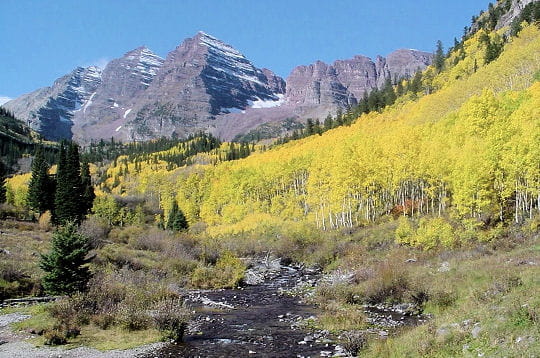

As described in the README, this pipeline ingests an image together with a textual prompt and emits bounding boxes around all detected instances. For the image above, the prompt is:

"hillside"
[92,24,540,237]
[0,107,57,169]
[1,2,540,357]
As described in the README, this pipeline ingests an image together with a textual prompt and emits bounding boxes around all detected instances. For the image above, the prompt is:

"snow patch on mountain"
[250,94,285,109]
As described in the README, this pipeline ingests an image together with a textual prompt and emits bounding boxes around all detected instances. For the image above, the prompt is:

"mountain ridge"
[5,33,431,142]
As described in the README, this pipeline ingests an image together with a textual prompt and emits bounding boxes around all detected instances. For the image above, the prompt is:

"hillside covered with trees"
[1,1,539,356]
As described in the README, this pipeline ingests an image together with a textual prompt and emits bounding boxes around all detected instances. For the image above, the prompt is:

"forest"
[0,3,539,356]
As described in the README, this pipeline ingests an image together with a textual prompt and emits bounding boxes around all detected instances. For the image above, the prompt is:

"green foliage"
[54,142,90,224]
[191,252,245,289]
[40,222,92,295]
[81,161,95,215]
[0,160,6,203]
[167,200,188,231]
[434,40,445,73]
[510,1,540,36]
[27,149,55,214]
[0,106,58,168]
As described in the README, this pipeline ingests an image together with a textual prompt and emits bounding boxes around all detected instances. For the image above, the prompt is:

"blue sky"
[1,0,489,102]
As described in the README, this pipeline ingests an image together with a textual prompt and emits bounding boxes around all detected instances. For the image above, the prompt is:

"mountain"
[5,32,431,142]
[124,32,286,141]
[4,67,101,140]
[71,46,164,142]
[285,49,432,108]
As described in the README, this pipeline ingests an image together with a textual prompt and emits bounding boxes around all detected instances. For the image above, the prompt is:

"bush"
[152,297,192,342]
[117,293,151,331]
[44,298,84,345]
[342,330,368,356]
[78,216,110,248]
[363,261,410,304]
[191,252,245,289]
[38,211,52,231]
[431,289,458,309]
[415,217,455,250]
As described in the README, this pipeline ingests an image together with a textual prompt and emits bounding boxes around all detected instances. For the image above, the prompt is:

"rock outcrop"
[72,46,164,141]
[284,49,432,109]
[4,33,432,142]
[4,67,102,140]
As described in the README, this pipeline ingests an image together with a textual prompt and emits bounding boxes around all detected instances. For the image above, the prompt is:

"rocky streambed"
[143,258,428,358]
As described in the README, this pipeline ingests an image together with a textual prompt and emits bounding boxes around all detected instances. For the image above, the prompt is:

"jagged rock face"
[4,67,101,140]
[5,32,432,142]
[285,49,432,108]
[72,47,164,142]
[126,32,285,140]
[496,0,535,29]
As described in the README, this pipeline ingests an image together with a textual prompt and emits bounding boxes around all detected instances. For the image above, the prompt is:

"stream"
[142,260,427,358]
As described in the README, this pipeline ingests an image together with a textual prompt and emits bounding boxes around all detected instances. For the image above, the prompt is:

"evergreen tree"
[167,200,188,231]
[434,40,445,73]
[54,143,84,224]
[396,80,405,97]
[323,114,334,131]
[409,71,423,94]
[27,149,55,214]
[40,222,92,295]
[305,118,315,136]
[383,78,397,106]
[0,160,6,204]
[80,161,95,216]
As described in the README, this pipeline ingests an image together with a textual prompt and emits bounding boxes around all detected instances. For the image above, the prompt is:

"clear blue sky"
[1,0,490,101]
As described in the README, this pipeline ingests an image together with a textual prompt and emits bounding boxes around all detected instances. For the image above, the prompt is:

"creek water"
[143,265,338,358]
[142,262,427,358]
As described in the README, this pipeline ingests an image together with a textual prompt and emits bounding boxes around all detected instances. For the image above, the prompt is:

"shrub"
[44,297,84,345]
[191,252,245,289]
[342,330,368,356]
[395,216,415,245]
[78,216,110,248]
[414,217,455,250]
[363,261,410,304]
[431,289,458,309]
[117,293,151,331]
[152,297,192,342]
[38,211,52,231]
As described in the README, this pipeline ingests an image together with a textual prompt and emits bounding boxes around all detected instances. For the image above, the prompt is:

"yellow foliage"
[6,173,31,207]
[91,25,540,244]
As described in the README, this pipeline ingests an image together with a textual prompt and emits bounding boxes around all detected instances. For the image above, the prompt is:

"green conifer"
[40,222,92,295]
[27,149,54,214]
[167,200,189,231]
[0,160,7,204]
[80,161,95,215]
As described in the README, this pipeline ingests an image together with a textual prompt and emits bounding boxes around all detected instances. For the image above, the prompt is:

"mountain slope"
[95,23,540,233]
[5,33,432,142]
[4,67,102,140]
[124,32,286,141]
[71,46,164,142]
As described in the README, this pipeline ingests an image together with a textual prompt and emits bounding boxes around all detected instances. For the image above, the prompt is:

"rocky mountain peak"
[6,32,432,142]
[285,49,432,109]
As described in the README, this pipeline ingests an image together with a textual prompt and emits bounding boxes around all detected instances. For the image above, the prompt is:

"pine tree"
[167,200,188,231]
[323,114,334,131]
[54,143,84,224]
[40,222,92,295]
[80,161,95,216]
[0,160,6,204]
[27,149,54,214]
[434,40,445,73]
[409,71,423,94]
